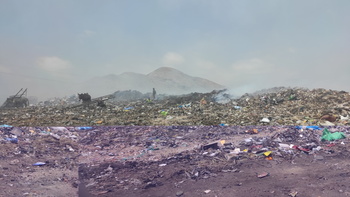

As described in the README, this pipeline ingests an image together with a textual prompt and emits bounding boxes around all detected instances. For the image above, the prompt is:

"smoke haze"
[1,0,350,103]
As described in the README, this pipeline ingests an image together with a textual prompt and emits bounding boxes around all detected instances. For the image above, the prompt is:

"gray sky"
[1,0,350,101]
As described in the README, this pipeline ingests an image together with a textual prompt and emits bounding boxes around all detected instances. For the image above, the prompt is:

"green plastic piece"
[321,128,346,141]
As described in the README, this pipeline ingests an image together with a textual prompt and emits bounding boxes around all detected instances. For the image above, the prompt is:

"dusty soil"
[76,126,350,197]
[79,154,350,197]
[0,128,79,197]
[1,125,350,197]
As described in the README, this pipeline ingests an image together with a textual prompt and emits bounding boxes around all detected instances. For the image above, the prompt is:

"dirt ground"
[80,154,350,197]
[1,125,350,197]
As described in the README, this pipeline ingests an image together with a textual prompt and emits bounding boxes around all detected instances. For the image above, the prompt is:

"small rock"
[314,155,324,160]
[10,159,19,165]
[176,191,184,196]
[10,128,22,136]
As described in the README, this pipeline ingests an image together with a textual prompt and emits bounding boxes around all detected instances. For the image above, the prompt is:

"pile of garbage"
[0,87,349,127]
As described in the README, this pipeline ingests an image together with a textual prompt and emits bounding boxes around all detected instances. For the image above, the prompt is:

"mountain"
[78,67,225,97]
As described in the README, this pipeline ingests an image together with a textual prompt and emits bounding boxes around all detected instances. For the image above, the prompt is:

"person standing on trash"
[152,88,156,100]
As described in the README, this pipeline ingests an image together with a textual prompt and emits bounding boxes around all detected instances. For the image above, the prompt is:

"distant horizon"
[1,66,225,103]
[2,64,350,104]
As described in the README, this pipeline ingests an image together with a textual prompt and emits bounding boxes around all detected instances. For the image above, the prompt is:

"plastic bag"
[321,128,346,141]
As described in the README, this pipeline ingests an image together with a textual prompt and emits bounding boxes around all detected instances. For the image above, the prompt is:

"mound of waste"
[0,87,349,127]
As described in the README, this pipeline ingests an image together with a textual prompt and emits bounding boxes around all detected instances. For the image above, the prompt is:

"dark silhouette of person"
[152,88,156,100]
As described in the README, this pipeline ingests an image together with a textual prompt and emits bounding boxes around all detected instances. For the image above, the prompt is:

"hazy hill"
[79,67,225,97]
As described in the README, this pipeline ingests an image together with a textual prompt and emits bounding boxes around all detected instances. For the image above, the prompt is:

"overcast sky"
[1,0,350,101]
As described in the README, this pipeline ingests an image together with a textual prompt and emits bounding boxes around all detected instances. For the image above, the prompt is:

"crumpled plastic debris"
[0,124,12,127]
[77,127,93,130]
[160,110,168,116]
[260,118,270,123]
[321,128,346,141]
[234,106,241,110]
[295,126,321,130]
[33,162,46,166]
[257,172,269,178]
[263,151,272,156]
[5,137,18,143]
[124,106,134,111]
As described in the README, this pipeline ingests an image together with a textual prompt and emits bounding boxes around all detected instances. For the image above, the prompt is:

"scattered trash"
[123,106,134,111]
[50,133,60,140]
[51,127,67,132]
[279,143,291,149]
[178,103,191,108]
[204,190,211,194]
[234,106,242,110]
[230,148,241,155]
[97,190,111,195]
[202,142,220,150]
[320,114,337,122]
[289,191,298,197]
[77,127,93,130]
[160,110,168,116]
[260,118,270,123]
[95,120,103,124]
[257,172,269,178]
[321,128,346,141]
[340,115,349,121]
[0,124,12,127]
[219,140,226,145]
[295,126,321,130]
[266,156,273,160]
[66,145,75,152]
[5,137,18,144]
[200,98,207,105]
[33,162,46,166]
[245,129,259,134]
[159,164,167,167]
[292,145,310,153]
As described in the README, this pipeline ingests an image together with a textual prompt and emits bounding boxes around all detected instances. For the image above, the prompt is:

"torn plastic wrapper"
[321,128,346,141]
